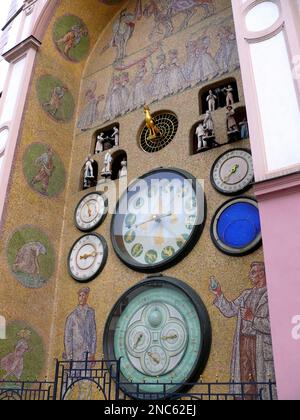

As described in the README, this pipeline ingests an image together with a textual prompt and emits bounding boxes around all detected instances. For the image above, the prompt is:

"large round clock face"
[104,277,211,399]
[75,192,108,232]
[68,234,108,282]
[211,149,254,195]
[111,168,206,272]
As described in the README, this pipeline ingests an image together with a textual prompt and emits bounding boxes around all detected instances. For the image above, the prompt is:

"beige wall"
[0,0,265,385]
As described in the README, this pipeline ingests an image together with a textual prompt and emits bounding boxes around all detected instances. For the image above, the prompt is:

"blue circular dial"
[211,197,262,256]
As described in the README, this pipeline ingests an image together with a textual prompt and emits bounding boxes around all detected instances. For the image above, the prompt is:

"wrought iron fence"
[0,355,277,401]
[0,381,54,401]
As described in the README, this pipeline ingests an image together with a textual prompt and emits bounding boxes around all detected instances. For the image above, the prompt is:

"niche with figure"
[93,123,120,155]
[80,156,99,190]
[190,114,220,155]
[100,150,127,182]
[199,78,239,115]
[227,106,249,143]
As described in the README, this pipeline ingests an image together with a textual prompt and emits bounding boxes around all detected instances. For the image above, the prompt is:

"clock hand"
[86,204,92,217]
[155,212,172,222]
[147,352,160,364]
[132,213,172,229]
[224,164,239,182]
[162,334,178,340]
[80,252,98,260]
[134,333,143,349]
[132,215,157,229]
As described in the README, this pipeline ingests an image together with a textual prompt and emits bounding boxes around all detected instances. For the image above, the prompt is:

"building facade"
[0,0,299,400]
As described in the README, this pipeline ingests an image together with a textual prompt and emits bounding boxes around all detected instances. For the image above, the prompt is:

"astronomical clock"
[110,168,206,273]
[104,276,211,398]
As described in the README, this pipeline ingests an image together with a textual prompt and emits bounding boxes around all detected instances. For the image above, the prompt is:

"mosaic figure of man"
[211,262,277,400]
[31,147,54,195]
[64,288,97,400]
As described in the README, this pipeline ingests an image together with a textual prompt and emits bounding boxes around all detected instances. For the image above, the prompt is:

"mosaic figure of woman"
[167,49,186,95]
[190,36,218,85]
[128,61,148,111]
[1,330,31,380]
[148,53,170,102]
[215,26,239,74]
[77,81,104,131]
[102,75,122,122]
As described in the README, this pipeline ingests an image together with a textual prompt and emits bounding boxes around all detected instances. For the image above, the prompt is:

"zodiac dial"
[68,234,108,282]
[111,168,205,272]
[211,149,254,195]
[75,192,108,232]
[104,277,212,398]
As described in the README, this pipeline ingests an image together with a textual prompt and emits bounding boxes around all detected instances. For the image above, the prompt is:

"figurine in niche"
[206,90,217,112]
[239,118,249,139]
[226,106,239,133]
[112,126,119,147]
[144,105,161,140]
[203,110,215,138]
[83,155,95,189]
[223,85,235,107]
[95,133,105,154]
[101,152,113,178]
[201,111,219,150]
[196,122,206,151]
[119,158,127,178]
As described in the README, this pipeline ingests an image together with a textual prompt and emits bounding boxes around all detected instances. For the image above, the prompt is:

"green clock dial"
[111,168,206,273]
[104,276,211,399]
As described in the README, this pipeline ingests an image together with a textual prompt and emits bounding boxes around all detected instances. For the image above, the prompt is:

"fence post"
[52,359,60,401]
[115,358,121,400]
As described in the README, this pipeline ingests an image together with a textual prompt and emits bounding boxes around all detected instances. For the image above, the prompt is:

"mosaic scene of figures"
[77,0,239,131]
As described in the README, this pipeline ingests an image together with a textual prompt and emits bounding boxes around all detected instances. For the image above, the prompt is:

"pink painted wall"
[256,177,300,400]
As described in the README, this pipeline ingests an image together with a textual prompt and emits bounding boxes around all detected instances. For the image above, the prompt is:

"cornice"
[2,35,41,63]
[254,171,300,200]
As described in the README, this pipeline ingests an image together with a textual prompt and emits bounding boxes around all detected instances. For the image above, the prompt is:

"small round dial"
[211,197,262,256]
[68,234,108,282]
[111,168,206,272]
[144,346,168,375]
[104,276,212,399]
[75,192,108,232]
[211,149,254,195]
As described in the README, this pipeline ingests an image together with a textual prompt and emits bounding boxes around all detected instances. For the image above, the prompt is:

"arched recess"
[111,149,127,181]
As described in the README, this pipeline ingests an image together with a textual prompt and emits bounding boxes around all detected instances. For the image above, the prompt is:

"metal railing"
[0,355,277,401]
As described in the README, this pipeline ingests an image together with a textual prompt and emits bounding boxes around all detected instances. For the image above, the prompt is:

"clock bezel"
[68,233,108,283]
[103,275,212,400]
[210,148,254,196]
[210,196,262,257]
[110,167,206,273]
[74,192,108,232]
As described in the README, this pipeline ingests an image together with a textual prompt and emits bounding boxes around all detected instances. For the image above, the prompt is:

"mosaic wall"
[0,0,276,394]
[77,0,239,131]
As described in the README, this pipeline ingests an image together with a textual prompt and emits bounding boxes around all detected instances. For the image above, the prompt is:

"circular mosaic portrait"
[23,143,66,197]
[7,226,55,289]
[53,15,90,62]
[37,75,75,122]
[0,321,44,382]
